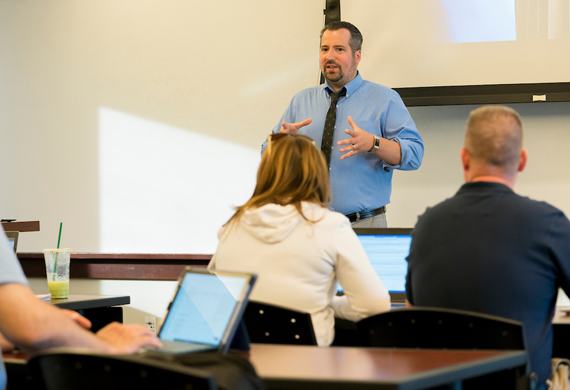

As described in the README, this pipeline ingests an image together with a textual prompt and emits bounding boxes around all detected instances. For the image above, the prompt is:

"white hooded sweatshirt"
[209,202,390,346]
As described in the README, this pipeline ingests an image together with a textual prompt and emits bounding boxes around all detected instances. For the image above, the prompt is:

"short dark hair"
[465,106,523,174]
[320,21,363,54]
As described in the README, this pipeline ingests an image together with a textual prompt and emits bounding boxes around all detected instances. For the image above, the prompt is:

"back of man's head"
[465,106,523,176]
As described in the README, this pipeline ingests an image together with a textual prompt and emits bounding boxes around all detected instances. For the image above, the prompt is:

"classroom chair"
[243,301,317,345]
[28,349,217,390]
[357,307,534,389]
[357,307,527,350]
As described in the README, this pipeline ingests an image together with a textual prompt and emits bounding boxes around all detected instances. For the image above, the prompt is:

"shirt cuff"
[380,138,402,170]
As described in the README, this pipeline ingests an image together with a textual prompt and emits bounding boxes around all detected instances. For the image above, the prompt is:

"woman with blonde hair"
[208,133,390,346]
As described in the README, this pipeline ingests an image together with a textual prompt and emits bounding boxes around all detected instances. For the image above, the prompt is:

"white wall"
[392,102,570,227]
[3,1,570,323]
[0,0,324,253]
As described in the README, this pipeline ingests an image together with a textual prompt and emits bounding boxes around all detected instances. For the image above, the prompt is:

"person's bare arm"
[0,331,15,352]
[61,309,92,330]
[0,283,161,355]
[0,307,93,352]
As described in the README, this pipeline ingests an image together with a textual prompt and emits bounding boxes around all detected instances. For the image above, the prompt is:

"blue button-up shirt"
[264,72,424,216]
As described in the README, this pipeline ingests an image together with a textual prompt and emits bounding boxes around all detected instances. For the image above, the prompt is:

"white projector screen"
[343,0,570,89]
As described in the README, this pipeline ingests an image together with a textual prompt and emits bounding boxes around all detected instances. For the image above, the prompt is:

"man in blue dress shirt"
[266,21,424,227]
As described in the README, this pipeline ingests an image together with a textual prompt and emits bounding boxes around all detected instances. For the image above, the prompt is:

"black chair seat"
[357,307,527,350]
[356,307,533,389]
[243,301,317,345]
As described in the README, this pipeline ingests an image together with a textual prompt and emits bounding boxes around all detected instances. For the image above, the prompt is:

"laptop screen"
[338,228,412,297]
[159,270,251,347]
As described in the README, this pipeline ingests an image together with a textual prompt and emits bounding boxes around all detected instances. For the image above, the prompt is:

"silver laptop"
[5,231,19,253]
[338,228,412,306]
[144,267,256,355]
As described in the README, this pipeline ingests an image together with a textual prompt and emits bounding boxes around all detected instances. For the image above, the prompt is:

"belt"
[346,206,386,223]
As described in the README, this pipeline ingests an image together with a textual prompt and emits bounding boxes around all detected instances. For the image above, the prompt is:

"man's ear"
[518,149,528,172]
[354,50,361,65]
[461,147,470,171]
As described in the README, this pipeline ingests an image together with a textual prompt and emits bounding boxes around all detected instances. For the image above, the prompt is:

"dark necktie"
[321,88,346,169]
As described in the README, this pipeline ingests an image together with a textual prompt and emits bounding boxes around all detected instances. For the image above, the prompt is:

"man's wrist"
[369,135,380,153]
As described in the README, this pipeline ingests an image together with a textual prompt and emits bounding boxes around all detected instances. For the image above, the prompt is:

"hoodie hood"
[219,202,325,244]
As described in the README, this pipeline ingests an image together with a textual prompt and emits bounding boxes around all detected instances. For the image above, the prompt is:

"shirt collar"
[323,71,363,98]
[457,181,514,195]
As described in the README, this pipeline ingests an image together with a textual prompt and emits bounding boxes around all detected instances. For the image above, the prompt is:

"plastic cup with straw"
[44,222,70,298]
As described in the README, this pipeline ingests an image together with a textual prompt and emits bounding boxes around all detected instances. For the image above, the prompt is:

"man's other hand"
[280,118,312,134]
[61,309,92,330]
[338,116,374,159]
[96,322,162,354]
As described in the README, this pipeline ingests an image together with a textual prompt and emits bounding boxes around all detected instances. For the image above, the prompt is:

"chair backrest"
[28,349,217,390]
[243,301,317,345]
[357,307,528,350]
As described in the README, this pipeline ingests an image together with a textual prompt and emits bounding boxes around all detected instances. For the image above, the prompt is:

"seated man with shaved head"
[405,106,570,389]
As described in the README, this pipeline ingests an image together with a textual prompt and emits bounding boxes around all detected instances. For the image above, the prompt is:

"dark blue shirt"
[406,181,570,387]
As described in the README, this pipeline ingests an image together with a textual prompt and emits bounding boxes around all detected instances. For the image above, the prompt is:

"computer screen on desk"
[338,228,412,303]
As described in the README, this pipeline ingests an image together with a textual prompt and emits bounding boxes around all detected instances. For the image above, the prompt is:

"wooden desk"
[18,253,210,280]
[249,344,527,390]
[52,295,130,333]
[3,346,526,390]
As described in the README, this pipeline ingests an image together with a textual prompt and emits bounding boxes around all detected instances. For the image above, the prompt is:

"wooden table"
[17,253,210,280]
[249,344,527,390]
[3,345,527,390]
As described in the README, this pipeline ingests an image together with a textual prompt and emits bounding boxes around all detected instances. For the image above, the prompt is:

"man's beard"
[323,59,357,84]
[322,60,344,83]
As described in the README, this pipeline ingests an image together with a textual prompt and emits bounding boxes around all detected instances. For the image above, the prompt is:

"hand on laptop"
[96,322,162,354]
[61,309,92,330]
[0,331,15,352]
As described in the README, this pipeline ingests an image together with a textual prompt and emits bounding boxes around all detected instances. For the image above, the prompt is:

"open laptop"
[143,267,256,355]
[338,228,412,306]
[5,231,19,253]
